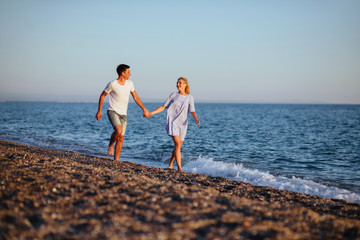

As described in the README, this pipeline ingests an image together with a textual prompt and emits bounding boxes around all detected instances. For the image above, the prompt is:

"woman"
[150,77,200,172]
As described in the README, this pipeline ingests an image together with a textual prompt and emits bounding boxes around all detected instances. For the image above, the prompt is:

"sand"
[1,139,359,239]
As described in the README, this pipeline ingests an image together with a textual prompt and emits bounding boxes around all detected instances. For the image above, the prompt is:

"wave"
[184,157,360,203]
[3,131,359,203]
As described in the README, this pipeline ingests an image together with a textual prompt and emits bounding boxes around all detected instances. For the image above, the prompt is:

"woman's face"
[177,79,187,92]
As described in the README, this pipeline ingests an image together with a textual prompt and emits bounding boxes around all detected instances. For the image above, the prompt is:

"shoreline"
[1,139,359,239]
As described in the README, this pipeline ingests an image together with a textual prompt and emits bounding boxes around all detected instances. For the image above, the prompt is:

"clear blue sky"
[1,0,359,103]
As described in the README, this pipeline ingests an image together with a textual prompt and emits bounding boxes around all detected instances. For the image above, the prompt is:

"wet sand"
[1,139,359,239]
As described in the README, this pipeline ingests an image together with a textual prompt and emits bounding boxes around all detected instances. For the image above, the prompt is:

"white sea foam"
[184,156,360,203]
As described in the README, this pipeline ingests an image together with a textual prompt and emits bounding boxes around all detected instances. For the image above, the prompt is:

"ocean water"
[1,102,359,203]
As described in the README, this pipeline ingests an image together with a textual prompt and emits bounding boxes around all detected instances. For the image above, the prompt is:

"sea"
[1,102,359,203]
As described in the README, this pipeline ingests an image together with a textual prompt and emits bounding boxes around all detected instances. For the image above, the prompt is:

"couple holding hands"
[96,64,200,172]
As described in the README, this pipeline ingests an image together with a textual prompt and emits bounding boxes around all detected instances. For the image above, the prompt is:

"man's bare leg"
[108,131,117,156]
[114,135,124,161]
[108,125,122,158]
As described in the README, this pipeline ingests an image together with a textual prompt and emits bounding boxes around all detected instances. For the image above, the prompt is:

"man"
[96,64,151,161]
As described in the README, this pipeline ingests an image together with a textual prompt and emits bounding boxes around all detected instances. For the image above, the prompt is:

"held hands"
[143,110,152,119]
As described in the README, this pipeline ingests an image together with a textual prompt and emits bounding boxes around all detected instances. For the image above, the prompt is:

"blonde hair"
[178,76,190,94]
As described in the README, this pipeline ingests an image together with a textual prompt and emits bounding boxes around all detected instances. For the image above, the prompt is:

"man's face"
[122,68,131,80]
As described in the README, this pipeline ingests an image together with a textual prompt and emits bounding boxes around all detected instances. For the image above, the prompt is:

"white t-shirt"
[104,79,135,115]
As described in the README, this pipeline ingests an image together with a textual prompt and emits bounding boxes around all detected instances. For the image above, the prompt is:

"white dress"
[163,92,195,141]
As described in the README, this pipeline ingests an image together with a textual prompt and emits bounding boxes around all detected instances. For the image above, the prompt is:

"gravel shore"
[1,139,359,239]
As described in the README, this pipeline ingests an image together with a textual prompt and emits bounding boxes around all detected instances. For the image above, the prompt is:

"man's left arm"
[131,90,151,118]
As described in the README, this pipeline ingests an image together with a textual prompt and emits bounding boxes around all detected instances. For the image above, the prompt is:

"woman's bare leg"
[169,136,184,172]
[168,149,176,168]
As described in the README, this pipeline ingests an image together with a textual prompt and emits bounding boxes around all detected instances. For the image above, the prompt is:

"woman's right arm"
[150,92,174,116]
[150,106,166,116]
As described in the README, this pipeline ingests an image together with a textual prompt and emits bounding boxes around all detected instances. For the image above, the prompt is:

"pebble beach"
[1,139,360,239]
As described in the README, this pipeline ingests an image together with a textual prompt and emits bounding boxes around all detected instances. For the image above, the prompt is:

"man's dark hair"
[116,64,130,76]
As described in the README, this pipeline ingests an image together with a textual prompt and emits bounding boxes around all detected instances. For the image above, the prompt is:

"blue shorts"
[107,110,127,136]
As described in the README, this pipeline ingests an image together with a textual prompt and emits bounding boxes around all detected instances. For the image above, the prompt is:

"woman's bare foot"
[108,146,114,156]
[168,157,175,169]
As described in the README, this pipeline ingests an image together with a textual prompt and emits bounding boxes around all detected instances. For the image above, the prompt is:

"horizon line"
[1,100,360,105]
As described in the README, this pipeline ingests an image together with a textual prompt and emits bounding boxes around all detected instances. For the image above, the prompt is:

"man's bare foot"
[108,146,114,156]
